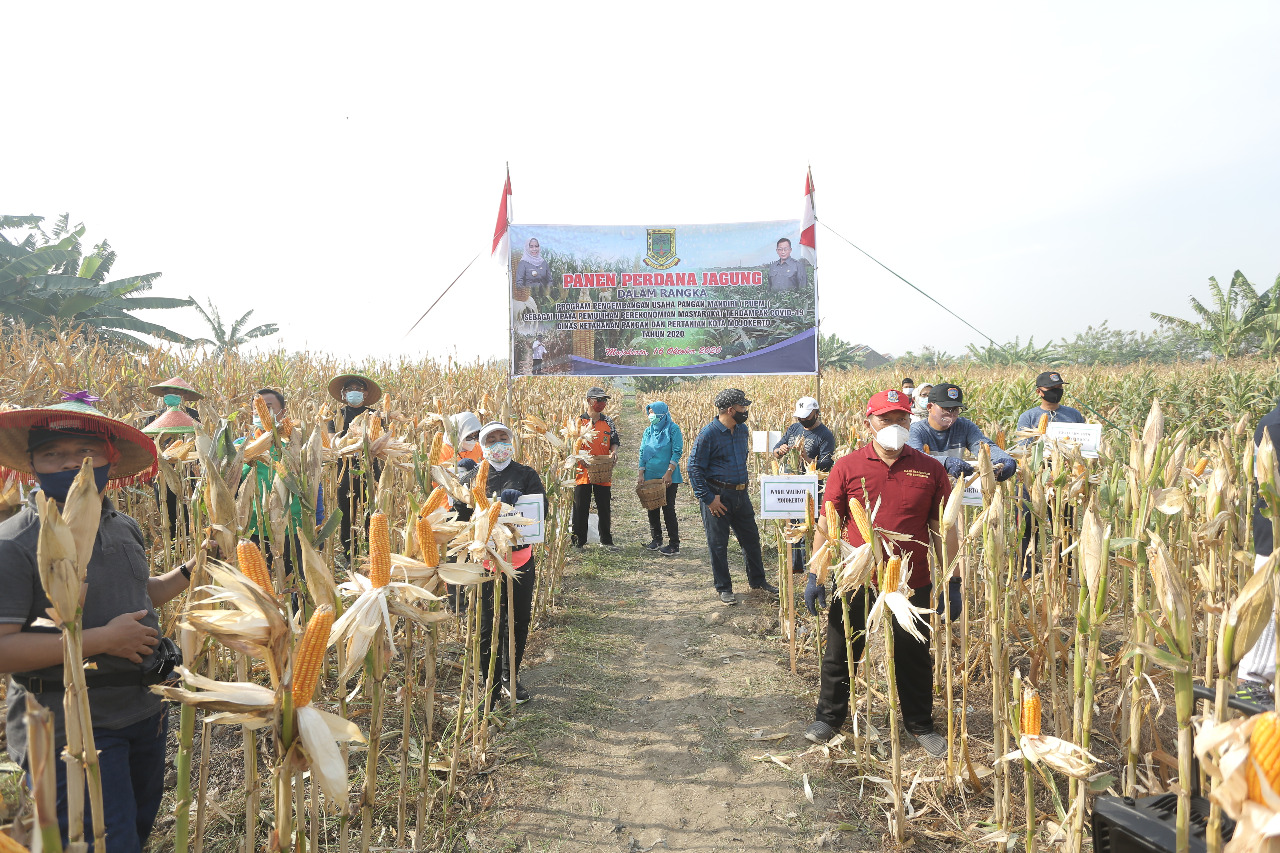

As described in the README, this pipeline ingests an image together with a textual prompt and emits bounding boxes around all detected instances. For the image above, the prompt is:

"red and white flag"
[799,169,817,267]
[491,168,512,258]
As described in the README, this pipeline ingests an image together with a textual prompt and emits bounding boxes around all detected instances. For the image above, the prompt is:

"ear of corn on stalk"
[1021,688,1042,737]
[237,539,273,593]
[428,433,444,467]
[847,498,872,545]
[291,605,334,708]
[254,395,273,429]
[422,485,448,515]
[1037,413,1049,434]
[473,460,490,502]
[415,516,439,567]
[882,555,902,590]
[369,512,391,588]
[995,430,1006,449]
[1193,457,1209,477]
[1248,711,1280,803]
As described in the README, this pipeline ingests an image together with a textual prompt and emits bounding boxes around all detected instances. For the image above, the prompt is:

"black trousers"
[337,464,377,563]
[532,359,543,375]
[479,554,536,692]
[816,583,935,734]
[646,483,680,544]
[154,483,183,541]
[572,483,612,546]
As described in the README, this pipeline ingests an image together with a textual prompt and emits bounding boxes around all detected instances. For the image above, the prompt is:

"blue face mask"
[345,391,365,407]
[36,464,110,502]
[164,394,182,407]
[648,413,659,424]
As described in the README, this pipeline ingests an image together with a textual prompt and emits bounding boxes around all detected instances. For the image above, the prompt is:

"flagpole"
[503,163,515,420]
[806,167,821,408]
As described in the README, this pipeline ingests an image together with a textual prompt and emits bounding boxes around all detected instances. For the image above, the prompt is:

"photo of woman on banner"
[516,237,551,296]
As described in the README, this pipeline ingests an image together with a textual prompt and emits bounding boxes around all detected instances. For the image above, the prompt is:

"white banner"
[1045,422,1102,459]
[759,474,819,520]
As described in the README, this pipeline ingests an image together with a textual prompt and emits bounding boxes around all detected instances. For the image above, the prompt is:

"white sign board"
[1045,422,1102,459]
[510,495,545,545]
[759,474,820,520]
[752,430,783,453]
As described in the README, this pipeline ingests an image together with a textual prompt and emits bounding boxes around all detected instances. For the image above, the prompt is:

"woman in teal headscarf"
[637,401,683,555]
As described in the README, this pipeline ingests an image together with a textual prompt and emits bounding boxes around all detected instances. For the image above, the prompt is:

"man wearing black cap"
[1016,370,1085,433]
[572,387,620,550]
[907,383,1017,482]
[686,388,777,604]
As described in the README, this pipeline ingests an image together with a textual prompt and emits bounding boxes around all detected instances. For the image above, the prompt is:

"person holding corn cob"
[471,421,545,705]
[0,393,205,852]
[804,389,956,756]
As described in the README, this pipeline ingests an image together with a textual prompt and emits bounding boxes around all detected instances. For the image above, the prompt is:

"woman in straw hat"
[326,373,385,564]
[0,391,205,851]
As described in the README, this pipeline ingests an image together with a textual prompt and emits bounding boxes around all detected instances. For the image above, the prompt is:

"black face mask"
[799,414,819,429]
[732,410,749,424]
[1041,387,1064,404]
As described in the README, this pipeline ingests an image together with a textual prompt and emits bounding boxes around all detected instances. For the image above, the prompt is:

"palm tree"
[0,214,194,347]
[1151,271,1270,359]
[965,337,1058,367]
[189,298,279,357]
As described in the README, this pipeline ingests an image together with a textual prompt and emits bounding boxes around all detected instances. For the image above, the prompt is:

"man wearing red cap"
[802,389,957,757]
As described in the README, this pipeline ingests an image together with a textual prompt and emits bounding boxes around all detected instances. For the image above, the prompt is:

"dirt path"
[476,401,882,853]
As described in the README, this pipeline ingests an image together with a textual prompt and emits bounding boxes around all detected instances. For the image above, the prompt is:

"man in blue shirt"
[907,383,1017,482]
[1015,371,1085,433]
[687,388,777,605]
[773,396,836,575]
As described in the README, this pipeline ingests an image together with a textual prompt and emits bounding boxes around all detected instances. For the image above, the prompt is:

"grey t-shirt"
[0,493,163,763]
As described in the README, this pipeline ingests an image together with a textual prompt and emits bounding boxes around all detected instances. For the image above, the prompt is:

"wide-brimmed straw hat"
[147,376,204,401]
[141,406,198,437]
[327,373,383,406]
[0,391,158,485]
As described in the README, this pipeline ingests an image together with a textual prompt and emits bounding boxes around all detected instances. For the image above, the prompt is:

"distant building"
[853,345,891,369]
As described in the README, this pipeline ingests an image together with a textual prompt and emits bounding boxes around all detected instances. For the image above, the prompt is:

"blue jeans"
[46,710,168,853]
[699,489,767,593]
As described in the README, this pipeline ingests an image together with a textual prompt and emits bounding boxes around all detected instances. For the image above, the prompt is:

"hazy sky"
[7,3,1278,365]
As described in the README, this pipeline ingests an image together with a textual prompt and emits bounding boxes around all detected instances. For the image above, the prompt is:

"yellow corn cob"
[369,512,391,588]
[1193,457,1209,477]
[474,491,491,512]
[847,498,872,544]
[485,502,502,532]
[254,395,273,429]
[428,433,444,467]
[805,492,815,532]
[241,429,274,462]
[1037,413,1049,435]
[1021,688,1042,737]
[369,415,383,441]
[995,430,1006,450]
[882,555,902,590]
[416,516,439,567]
[421,485,448,516]
[473,460,490,501]
[237,539,273,593]
[321,429,332,449]
[291,605,333,708]
[1249,710,1280,802]
[923,443,931,454]
[382,394,391,416]
[275,461,289,481]
[278,417,295,439]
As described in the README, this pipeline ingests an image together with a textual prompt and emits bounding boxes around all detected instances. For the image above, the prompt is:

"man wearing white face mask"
[803,389,955,756]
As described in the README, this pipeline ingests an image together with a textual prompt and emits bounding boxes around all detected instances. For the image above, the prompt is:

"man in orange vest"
[572,387,620,550]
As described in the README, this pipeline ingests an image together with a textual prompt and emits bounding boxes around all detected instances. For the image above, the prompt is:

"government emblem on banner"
[643,228,679,270]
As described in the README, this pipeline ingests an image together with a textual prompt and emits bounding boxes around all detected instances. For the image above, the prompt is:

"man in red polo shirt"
[803,389,956,757]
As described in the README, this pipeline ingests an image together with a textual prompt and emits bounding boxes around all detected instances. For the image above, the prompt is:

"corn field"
[4,322,1280,851]
[642,363,1280,851]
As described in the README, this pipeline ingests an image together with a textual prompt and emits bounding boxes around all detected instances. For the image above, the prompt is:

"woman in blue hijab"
[637,401,683,555]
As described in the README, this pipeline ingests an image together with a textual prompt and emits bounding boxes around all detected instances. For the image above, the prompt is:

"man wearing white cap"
[773,397,836,574]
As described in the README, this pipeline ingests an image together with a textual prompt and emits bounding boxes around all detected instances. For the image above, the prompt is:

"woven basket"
[513,285,531,302]
[586,454,615,485]
[636,479,667,510]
